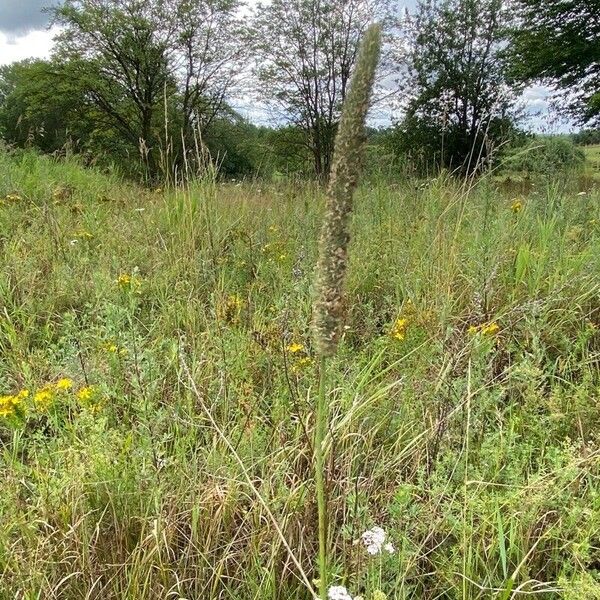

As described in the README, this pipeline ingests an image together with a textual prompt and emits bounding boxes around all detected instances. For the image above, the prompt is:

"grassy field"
[583,145,600,179]
[1,149,599,599]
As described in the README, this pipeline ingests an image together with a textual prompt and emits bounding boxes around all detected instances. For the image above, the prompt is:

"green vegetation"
[2,0,597,182]
[509,0,600,127]
[582,145,600,179]
[1,1,600,599]
[1,149,599,598]
[394,0,517,175]
[502,137,586,177]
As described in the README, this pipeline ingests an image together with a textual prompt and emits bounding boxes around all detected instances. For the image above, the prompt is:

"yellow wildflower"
[75,230,94,239]
[34,387,55,411]
[13,389,29,402]
[481,322,500,336]
[55,378,73,391]
[469,322,500,336]
[116,272,142,292]
[77,386,96,403]
[292,357,313,373]
[117,273,132,287]
[511,199,523,213]
[219,294,244,325]
[390,317,408,341]
[4,193,22,203]
[0,389,28,417]
[0,395,14,417]
[101,341,128,356]
[287,342,305,354]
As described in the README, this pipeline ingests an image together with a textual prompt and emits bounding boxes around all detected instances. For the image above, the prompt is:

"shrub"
[503,136,586,175]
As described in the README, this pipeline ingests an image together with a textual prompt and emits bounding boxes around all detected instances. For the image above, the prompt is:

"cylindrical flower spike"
[311,24,382,600]
[312,24,382,357]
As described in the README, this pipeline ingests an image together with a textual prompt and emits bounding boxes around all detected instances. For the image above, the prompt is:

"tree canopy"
[390,0,518,174]
[253,0,394,178]
[509,0,600,126]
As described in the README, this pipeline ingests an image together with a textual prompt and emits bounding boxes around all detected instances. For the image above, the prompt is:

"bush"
[503,136,586,175]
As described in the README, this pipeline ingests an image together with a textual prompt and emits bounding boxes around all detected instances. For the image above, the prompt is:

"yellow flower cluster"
[390,317,408,341]
[2,193,22,203]
[34,378,74,411]
[511,199,523,213]
[77,386,95,402]
[286,342,313,373]
[0,389,29,418]
[219,294,244,325]
[1,378,104,419]
[116,272,143,294]
[468,322,500,336]
[101,341,128,357]
[77,386,103,413]
[389,300,428,342]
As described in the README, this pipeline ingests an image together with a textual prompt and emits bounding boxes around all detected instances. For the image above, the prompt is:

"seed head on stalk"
[310,23,382,600]
[312,24,382,357]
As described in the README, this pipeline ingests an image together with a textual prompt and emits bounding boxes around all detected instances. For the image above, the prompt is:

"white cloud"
[522,84,550,111]
[0,28,56,66]
[520,84,576,133]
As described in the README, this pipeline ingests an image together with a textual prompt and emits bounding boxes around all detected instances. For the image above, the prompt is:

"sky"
[0,0,575,133]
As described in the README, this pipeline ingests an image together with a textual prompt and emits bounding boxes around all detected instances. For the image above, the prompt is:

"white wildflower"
[327,585,353,600]
[361,525,386,555]
[384,542,395,554]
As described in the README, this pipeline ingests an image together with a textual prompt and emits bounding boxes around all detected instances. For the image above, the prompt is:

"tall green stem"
[315,355,329,600]
[310,24,381,599]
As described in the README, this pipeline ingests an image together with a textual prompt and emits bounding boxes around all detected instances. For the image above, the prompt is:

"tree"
[253,0,393,178]
[49,0,248,179]
[0,59,163,173]
[174,0,249,146]
[573,129,600,146]
[509,0,600,127]
[392,0,517,174]
[0,60,86,153]
[51,0,177,176]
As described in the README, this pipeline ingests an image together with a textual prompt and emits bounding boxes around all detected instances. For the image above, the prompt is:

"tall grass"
[311,24,381,600]
[0,149,599,599]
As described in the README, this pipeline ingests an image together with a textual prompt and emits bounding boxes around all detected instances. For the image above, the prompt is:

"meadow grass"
[583,145,600,180]
[0,149,599,599]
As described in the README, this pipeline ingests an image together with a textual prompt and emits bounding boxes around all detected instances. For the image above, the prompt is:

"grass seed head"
[312,24,382,357]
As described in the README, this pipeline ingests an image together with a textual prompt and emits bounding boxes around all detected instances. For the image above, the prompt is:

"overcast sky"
[0,0,575,132]
[0,0,56,64]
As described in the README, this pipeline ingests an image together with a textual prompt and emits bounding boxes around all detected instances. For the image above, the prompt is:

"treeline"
[0,0,598,182]
[573,130,600,146]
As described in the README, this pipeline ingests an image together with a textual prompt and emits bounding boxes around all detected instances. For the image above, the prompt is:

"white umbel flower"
[327,585,353,600]
[384,542,395,554]
[361,526,386,555]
